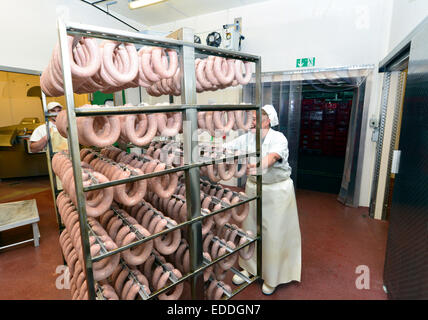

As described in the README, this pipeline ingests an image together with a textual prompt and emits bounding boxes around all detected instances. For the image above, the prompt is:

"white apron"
[50,126,68,190]
[239,176,302,287]
[238,130,302,287]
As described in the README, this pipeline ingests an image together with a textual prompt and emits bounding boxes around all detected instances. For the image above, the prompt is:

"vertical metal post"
[41,91,63,231]
[179,27,204,300]
[255,59,263,279]
[57,18,96,300]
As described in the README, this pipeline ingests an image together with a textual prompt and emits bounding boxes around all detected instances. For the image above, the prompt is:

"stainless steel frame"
[44,18,263,300]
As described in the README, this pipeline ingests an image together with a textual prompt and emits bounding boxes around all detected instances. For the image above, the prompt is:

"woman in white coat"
[225,104,302,295]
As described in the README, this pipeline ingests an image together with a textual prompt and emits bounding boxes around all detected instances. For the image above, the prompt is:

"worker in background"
[225,104,302,295]
[29,101,68,190]
[29,102,68,153]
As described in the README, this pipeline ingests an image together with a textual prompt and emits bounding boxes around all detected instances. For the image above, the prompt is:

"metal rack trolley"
[43,18,263,300]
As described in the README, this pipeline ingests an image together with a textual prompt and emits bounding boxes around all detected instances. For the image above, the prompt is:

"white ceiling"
[92,0,270,26]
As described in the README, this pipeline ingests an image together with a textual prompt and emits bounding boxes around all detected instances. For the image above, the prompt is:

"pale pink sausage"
[205,56,221,86]
[151,265,164,289]
[217,161,237,181]
[207,280,221,300]
[101,41,139,85]
[207,164,222,183]
[120,224,153,265]
[234,110,253,130]
[174,243,187,272]
[231,193,249,222]
[150,163,178,199]
[158,269,183,300]
[203,252,214,282]
[125,113,158,146]
[135,47,153,87]
[85,171,114,217]
[234,156,247,178]
[212,201,231,228]
[153,219,181,255]
[203,233,214,253]
[141,47,161,82]
[68,36,101,79]
[204,111,217,136]
[213,58,235,85]
[218,241,237,270]
[239,230,256,260]
[151,48,178,79]
[213,111,235,133]
[196,59,214,90]
[197,111,207,129]
[102,284,119,300]
[92,241,120,281]
[143,255,156,283]
[234,60,252,85]
[157,112,182,137]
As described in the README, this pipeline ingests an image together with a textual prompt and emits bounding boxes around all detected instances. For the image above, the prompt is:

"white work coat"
[30,121,68,189]
[224,128,302,287]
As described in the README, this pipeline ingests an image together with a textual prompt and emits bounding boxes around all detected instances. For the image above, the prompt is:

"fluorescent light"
[128,0,166,9]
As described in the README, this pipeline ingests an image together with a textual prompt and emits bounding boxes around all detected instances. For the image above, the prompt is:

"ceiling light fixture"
[128,0,167,9]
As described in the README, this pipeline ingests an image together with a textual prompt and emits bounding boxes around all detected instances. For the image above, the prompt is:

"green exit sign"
[296,57,316,68]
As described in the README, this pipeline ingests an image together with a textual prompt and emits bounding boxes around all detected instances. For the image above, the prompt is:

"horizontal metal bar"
[0,238,35,250]
[91,215,185,262]
[196,104,258,111]
[200,179,250,202]
[91,195,258,262]
[84,165,189,191]
[0,65,41,75]
[75,105,187,115]
[224,223,255,241]
[224,275,260,300]
[83,153,257,192]
[207,276,232,298]
[197,237,259,275]
[147,236,259,300]
[65,21,260,62]
[152,252,180,283]
[87,223,109,254]
[230,266,252,284]
[199,195,255,220]
[74,104,258,116]
[120,260,151,300]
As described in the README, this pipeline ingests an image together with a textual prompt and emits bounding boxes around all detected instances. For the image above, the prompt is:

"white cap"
[47,101,63,111]
[262,104,279,127]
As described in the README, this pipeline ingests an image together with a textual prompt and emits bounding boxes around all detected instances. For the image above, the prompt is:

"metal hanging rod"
[207,276,232,299]
[119,260,151,300]
[74,104,259,116]
[152,252,180,284]
[200,179,250,202]
[223,223,255,242]
[64,21,260,62]
[83,152,257,192]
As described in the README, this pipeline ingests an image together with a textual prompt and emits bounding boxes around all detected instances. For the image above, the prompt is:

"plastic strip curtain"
[242,66,373,186]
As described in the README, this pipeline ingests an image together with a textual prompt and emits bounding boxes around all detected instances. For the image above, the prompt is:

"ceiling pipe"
[80,0,140,31]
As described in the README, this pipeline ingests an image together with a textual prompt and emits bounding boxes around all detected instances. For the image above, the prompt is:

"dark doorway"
[297,84,354,194]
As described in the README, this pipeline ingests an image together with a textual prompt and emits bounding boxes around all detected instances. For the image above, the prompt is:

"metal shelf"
[83,151,257,192]
[74,104,258,116]
[65,21,260,62]
[45,17,262,300]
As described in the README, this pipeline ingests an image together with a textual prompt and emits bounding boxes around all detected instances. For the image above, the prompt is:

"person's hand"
[246,163,258,175]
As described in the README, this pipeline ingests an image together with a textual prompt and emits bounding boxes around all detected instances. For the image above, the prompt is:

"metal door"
[382,23,428,299]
